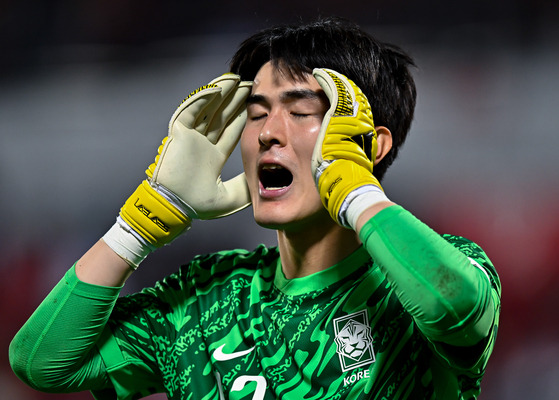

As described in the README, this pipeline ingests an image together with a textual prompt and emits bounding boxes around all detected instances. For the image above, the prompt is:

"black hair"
[229,16,416,181]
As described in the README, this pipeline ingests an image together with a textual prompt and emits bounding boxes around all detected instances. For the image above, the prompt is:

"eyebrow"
[246,88,327,106]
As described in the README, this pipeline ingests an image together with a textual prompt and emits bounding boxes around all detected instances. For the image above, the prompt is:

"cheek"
[308,122,321,141]
[240,134,250,169]
[293,122,321,159]
[240,130,257,179]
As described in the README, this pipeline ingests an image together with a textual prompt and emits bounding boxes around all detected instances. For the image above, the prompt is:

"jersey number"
[231,376,266,399]
[217,372,267,400]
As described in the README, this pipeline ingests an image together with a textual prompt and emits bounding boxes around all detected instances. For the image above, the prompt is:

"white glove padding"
[147,73,253,220]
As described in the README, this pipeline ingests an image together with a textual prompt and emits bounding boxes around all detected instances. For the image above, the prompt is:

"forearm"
[9,264,121,392]
[359,205,495,346]
[77,239,134,287]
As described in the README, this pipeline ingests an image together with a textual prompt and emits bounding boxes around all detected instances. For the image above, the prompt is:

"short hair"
[230,16,417,181]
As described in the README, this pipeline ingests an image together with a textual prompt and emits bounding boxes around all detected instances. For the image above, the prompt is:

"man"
[10,17,500,399]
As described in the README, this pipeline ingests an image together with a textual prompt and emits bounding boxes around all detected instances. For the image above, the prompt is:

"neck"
[276,220,361,279]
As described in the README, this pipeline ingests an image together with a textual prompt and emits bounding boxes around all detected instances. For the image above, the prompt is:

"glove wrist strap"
[119,180,192,246]
[344,186,390,230]
[102,217,155,269]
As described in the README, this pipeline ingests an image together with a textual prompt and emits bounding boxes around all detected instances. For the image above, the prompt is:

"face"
[241,62,331,232]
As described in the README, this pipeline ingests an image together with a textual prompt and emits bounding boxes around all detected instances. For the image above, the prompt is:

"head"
[230,16,417,182]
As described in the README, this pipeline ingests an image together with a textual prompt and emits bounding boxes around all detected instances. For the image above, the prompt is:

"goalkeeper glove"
[311,68,389,229]
[103,73,252,268]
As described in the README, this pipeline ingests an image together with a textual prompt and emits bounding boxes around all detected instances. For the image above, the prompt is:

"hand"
[147,73,252,220]
[104,74,252,268]
[311,68,385,228]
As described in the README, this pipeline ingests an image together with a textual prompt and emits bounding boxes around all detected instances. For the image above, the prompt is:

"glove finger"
[169,74,241,136]
[169,86,222,133]
[205,79,250,144]
[312,68,376,168]
[314,68,375,136]
[311,68,349,174]
[194,74,241,142]
[214,81,252,156]
[313,68,356,118]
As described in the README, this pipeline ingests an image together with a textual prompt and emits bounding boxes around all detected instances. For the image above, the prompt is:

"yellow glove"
[311,68,387,228]
[104,74,252,268]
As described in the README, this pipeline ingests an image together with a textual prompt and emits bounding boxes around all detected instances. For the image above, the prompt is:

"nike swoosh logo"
[213,344,255,361]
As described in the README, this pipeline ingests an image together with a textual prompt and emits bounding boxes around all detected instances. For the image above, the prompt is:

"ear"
[374,126,392,165]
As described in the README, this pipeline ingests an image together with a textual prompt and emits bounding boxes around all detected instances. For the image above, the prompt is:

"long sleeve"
[359,205,500,348]
[9,264,121,393]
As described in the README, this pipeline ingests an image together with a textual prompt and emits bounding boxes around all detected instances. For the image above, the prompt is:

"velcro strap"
[119,180,190,246]
[318,160,381,225]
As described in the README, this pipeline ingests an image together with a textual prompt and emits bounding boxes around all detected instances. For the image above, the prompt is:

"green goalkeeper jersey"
[10,206,500,400]
[93,234,499,398]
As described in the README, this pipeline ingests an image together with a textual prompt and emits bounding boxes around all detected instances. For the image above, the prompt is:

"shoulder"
[186,244,279,273]
[161,244,279,295]
[441,234,501,293]
[113,245,279,318]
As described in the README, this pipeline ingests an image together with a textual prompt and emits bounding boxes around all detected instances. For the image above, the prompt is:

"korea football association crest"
[333,310,375,372]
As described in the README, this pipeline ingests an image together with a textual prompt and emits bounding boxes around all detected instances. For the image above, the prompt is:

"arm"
[311,68,498,348]
[9,264,120,393]
[10,74,253,394]
[357,204,496,347]
[76,239,133,286]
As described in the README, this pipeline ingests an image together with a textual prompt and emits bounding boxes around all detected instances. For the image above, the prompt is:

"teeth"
[262,165,284,170]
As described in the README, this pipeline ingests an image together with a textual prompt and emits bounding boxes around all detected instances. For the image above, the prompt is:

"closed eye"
[249,113,268,121]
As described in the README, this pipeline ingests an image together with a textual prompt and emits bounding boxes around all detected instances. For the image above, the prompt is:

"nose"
[258,113,286,148]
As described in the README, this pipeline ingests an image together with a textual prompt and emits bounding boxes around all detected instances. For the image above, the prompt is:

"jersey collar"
[273,245,371,295]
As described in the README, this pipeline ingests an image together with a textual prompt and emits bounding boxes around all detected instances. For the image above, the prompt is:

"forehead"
[252,61,321,94]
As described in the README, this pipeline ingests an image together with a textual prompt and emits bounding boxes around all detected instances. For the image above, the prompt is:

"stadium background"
[1,1,558,398]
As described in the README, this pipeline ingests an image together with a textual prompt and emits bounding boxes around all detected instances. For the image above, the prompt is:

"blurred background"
[1,0,558,398]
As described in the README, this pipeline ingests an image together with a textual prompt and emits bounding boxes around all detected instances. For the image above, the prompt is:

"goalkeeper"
[10,17,500,400]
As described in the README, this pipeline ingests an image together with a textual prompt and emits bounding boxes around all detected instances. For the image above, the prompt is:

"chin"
[252,209,292,230]
[252,201,332,233]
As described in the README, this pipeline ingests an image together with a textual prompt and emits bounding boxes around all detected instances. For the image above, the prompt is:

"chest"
[182,272,426,399]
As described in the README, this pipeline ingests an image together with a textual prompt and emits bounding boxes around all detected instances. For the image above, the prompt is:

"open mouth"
[259,164,293,191]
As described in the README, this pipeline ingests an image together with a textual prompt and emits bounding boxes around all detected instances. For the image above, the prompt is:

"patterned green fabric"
[95,235,499,400]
